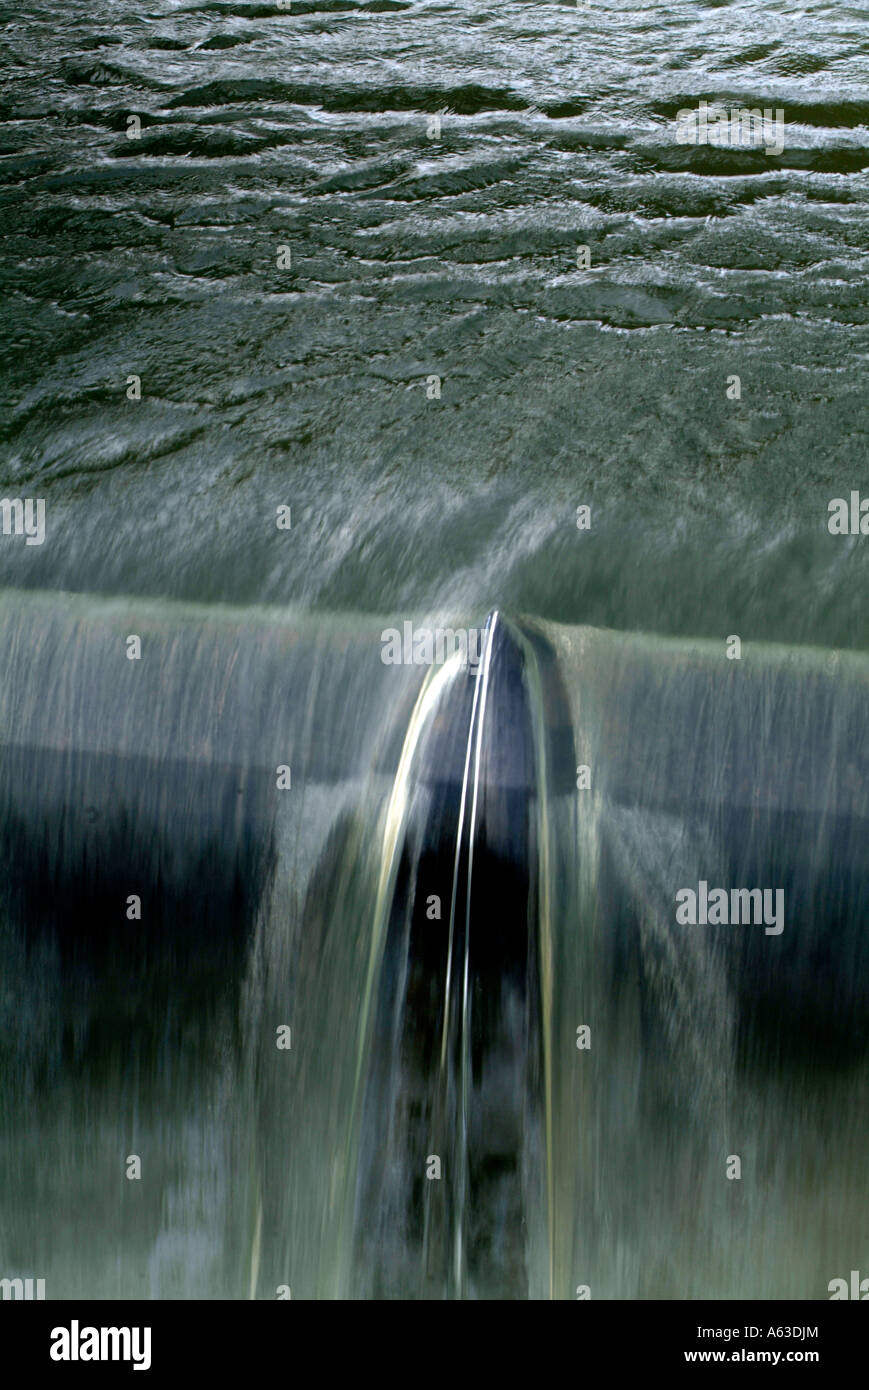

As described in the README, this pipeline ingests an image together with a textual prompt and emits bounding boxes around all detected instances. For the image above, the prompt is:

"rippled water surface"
[1,0,867,642]
[0,2,867,1303]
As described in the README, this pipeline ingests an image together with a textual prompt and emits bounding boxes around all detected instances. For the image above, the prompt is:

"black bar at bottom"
[2,1298,864,1377]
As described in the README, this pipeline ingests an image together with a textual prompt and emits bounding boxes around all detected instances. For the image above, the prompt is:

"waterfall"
[0,590,866,1298]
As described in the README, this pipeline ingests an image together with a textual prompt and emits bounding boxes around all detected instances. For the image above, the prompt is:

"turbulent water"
[0,1,867,1300]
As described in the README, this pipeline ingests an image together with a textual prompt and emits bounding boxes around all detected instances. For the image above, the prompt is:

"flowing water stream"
[0,0,867,1299]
